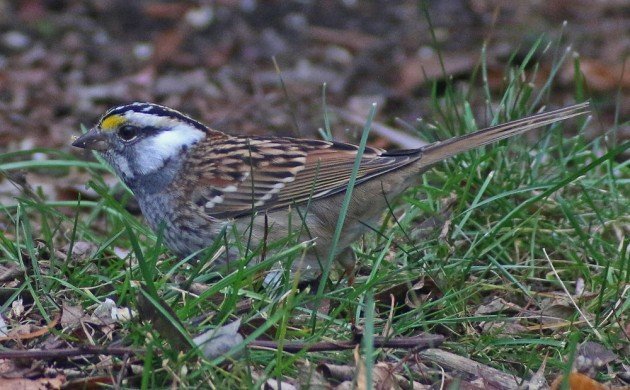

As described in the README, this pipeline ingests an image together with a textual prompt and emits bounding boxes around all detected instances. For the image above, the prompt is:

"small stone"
[133,43,153,60]
[2,31,31,50]
[185,6,214,29]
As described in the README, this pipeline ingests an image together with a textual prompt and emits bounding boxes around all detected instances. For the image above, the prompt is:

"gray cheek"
[103,150,136,182]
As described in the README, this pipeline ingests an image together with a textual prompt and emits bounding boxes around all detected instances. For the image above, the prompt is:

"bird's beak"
[72,128,109,152]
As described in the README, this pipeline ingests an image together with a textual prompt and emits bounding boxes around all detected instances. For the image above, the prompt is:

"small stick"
[0,345,143,360]
[249,334,444,353]
[0,334,443,359]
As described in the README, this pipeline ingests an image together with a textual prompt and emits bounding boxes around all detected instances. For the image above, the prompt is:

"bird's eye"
[118,125,139,141]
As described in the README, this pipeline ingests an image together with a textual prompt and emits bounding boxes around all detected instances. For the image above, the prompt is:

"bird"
[72,101,590,280]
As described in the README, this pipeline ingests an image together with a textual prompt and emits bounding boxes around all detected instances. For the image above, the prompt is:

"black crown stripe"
[104,103,208,132]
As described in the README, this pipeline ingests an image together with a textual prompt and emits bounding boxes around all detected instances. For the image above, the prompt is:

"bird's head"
[73,102,211,184]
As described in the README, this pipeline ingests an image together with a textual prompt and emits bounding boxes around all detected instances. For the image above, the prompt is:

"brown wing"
[181,136,420,219]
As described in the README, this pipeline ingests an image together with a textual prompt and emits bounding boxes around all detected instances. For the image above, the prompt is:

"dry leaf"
[318,363,356,382]
[527,354,549,390]
[0,317,8,337]
[550,372,608,390]
[539,296,578,325]
[0,375,65,390]
[372,363,397,389]
[419,348,523,389]
[308,25,378,51]
[10,298,24,318]
[296,360,329,389]
[575,341,618,376]
[56,241,98,263]
[264,378,297,390]
[60,302,85,329]
[395,51,479,94]
[405,278,441,309]
[561,58,630,92]
[480,321,527,336]
[474,297,515,315]
[0,263,23,283]
[194,319,243,360]
[90,298,117,325]
[354,345,366,390]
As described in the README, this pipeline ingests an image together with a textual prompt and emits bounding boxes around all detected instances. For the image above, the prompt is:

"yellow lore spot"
[100,115,126,131]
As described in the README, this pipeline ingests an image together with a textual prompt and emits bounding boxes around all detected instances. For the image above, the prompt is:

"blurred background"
[0,0,627,193]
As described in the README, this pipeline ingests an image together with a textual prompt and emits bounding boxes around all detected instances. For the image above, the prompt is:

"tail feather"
[418,102,590,167]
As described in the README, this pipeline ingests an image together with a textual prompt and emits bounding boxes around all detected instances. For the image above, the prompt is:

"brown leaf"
[0,358,23,377]
[561,58,630,92]
[410,193,457,242]
[395,51,479,95]
[550,372,608,390]
[56,241,98,263]
[480,321,527,336]
[264,378,297,390]
[136,292,191,352]
[297,360,329,389]
[527,354,548,390]
[336,381,355,390]
[317,363,355,382]
[0,312,60,342]
[60,303,85,329]
[151,25,189,66]
[0,263,23,283]
[372,363,398,389]
[474,297,518,316]
[308,26,379,51]
[539,296,578,325]
[374,279,418,307]
[62,376,115,389]
[354,345,366,390]
[405,278,441,309]
[0,375,65,390]
[575,341,618,376]
[142,3,191,19]
[418,348,523,390]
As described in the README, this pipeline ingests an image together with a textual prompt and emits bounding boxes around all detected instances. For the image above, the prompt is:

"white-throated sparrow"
[72,102,589,279]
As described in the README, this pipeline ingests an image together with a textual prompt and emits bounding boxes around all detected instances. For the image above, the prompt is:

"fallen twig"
[418,348,523,390]
[0,345,142,360]
[0,312,61,342]
[0,334,443,359]
[249,334,444,353]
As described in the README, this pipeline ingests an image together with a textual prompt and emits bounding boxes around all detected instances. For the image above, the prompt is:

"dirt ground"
[0,1,627,151]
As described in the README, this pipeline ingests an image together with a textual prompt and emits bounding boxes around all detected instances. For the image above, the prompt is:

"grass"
[0,39,628,388]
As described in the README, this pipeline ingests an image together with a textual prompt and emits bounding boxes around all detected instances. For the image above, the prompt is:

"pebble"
[2,31,31,50]
[185,6,214,29]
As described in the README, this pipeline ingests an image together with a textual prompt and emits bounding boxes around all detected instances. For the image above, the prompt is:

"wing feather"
[178,136,420,219]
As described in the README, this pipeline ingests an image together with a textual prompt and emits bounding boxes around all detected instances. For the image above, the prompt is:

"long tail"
[418,102,590,167]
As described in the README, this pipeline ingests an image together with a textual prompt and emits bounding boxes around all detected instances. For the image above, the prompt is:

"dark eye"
[118,125,139,141]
